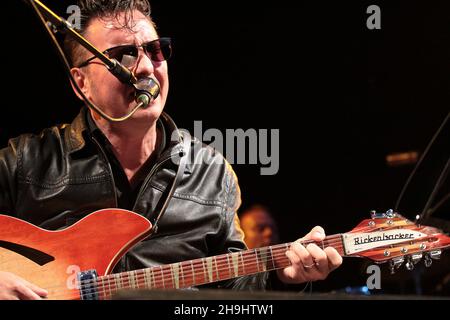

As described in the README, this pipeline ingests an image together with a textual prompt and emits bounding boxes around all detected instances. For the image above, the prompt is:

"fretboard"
[92,234,344,299]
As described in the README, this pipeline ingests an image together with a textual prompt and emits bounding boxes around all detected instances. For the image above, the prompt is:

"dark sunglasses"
[77,37,172,68]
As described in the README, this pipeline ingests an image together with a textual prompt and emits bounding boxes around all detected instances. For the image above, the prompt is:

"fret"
[108,275,112,298]
[135,270,141,289]
[114,273,122,290]
[226,254,232,279]
[269,246,276,269]
[180,262,186,288]
[321,240,325,250]
[151,268,156,289]
[169,265,175,289]
[258,247,268,271]
[191,260,196,286]
[171,263,181,289]
[143,269,150,289]
[129,270,137,289]
[254,249,261,272]
[201,258,208,283]
[109,274,116,292]
[334,235,344,256]
[214,256,220,280]
[160,266,166,288]
[285,243,291,265]
[239,251,246,274]
[100,277,106,300]
[231,252,240,277]
[200,258,207,280]
[204,257,214,283]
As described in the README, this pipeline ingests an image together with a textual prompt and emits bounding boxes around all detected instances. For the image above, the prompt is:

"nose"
[133,49,155,78]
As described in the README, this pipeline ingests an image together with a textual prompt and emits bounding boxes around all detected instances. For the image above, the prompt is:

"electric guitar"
[0,209,449,299]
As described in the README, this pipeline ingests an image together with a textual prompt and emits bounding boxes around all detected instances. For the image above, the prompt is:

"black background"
[1,0,449,295]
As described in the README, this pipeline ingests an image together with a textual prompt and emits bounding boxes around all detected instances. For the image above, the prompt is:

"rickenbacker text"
[354,232,415,245]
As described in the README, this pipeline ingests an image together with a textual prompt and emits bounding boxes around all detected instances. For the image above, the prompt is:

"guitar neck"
[94,234,344,299]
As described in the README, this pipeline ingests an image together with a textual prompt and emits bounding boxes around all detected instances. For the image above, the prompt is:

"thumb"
[302,226,325,241]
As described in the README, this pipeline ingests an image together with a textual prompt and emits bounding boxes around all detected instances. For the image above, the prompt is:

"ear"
[69,67,90,101]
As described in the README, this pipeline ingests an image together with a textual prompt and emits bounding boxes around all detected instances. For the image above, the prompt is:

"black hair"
[64,0,153,67]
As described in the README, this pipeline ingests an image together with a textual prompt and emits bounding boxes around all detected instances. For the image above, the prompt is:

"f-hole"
[0,241,55,266]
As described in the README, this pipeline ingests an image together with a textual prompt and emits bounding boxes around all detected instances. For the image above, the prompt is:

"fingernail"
[314,231,323,237]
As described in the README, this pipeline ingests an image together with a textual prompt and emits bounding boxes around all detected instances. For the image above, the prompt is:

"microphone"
[133,78,160,107]
[108,59,138,85]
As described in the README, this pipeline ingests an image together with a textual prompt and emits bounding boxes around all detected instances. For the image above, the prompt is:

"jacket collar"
[65,108,184,155]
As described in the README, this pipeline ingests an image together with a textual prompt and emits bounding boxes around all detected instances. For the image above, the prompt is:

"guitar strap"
[148,131,191,236]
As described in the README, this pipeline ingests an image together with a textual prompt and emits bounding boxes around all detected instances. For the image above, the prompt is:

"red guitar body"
[0,209,151,300]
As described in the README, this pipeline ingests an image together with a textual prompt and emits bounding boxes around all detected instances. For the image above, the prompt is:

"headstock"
[343,210,450,274]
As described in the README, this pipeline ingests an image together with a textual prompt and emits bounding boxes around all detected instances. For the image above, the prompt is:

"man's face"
[240,210,280,249]
[74,10,168,125]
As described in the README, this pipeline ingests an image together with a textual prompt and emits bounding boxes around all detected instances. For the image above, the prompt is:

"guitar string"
[34,231,396,296]
[50,252,296,300]
[51,234,440,300]
[10,225,419,299]
[46,238,347,299]
[49,234,436,300]
[97,242,343,288]
[27,225,424,299]
[46,248,300,298]
[43,235,345,292]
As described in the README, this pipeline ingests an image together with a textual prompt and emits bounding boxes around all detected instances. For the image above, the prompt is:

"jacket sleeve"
[212,161,268,291]
[0,137,19,216]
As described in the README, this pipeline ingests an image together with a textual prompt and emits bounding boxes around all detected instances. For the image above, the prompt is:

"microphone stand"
[29,0,137,85]
[26,0,159,122]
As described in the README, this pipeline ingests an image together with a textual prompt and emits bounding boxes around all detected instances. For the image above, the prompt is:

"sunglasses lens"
[146,39,172,61]
[108,46,139,67]
[101,39,172,69]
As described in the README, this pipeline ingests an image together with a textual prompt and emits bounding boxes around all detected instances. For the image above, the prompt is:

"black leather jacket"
[0,108,267,290]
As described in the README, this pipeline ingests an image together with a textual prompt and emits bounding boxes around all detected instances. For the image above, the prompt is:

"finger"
[285,247,301,266]
[291,242,315,269]
[306,243,328,273]
[324,247,343,271]
[302,226,325,241]
[284,251,301,278]
[16,284,42,300]
[26,282,48,297]
[284,251,307,281]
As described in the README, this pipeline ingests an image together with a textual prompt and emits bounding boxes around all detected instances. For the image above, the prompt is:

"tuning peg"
[411,253,423,264]
[370,209,397,219]
[370,210,378,218]
[429,250,442,260]
[389,257,404,274]
[424,254,433,268]
[423,250,441,268]
[370,210,386,219]
[385,209,395,218]
[405,256,415,271]
[389,261,395,274]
